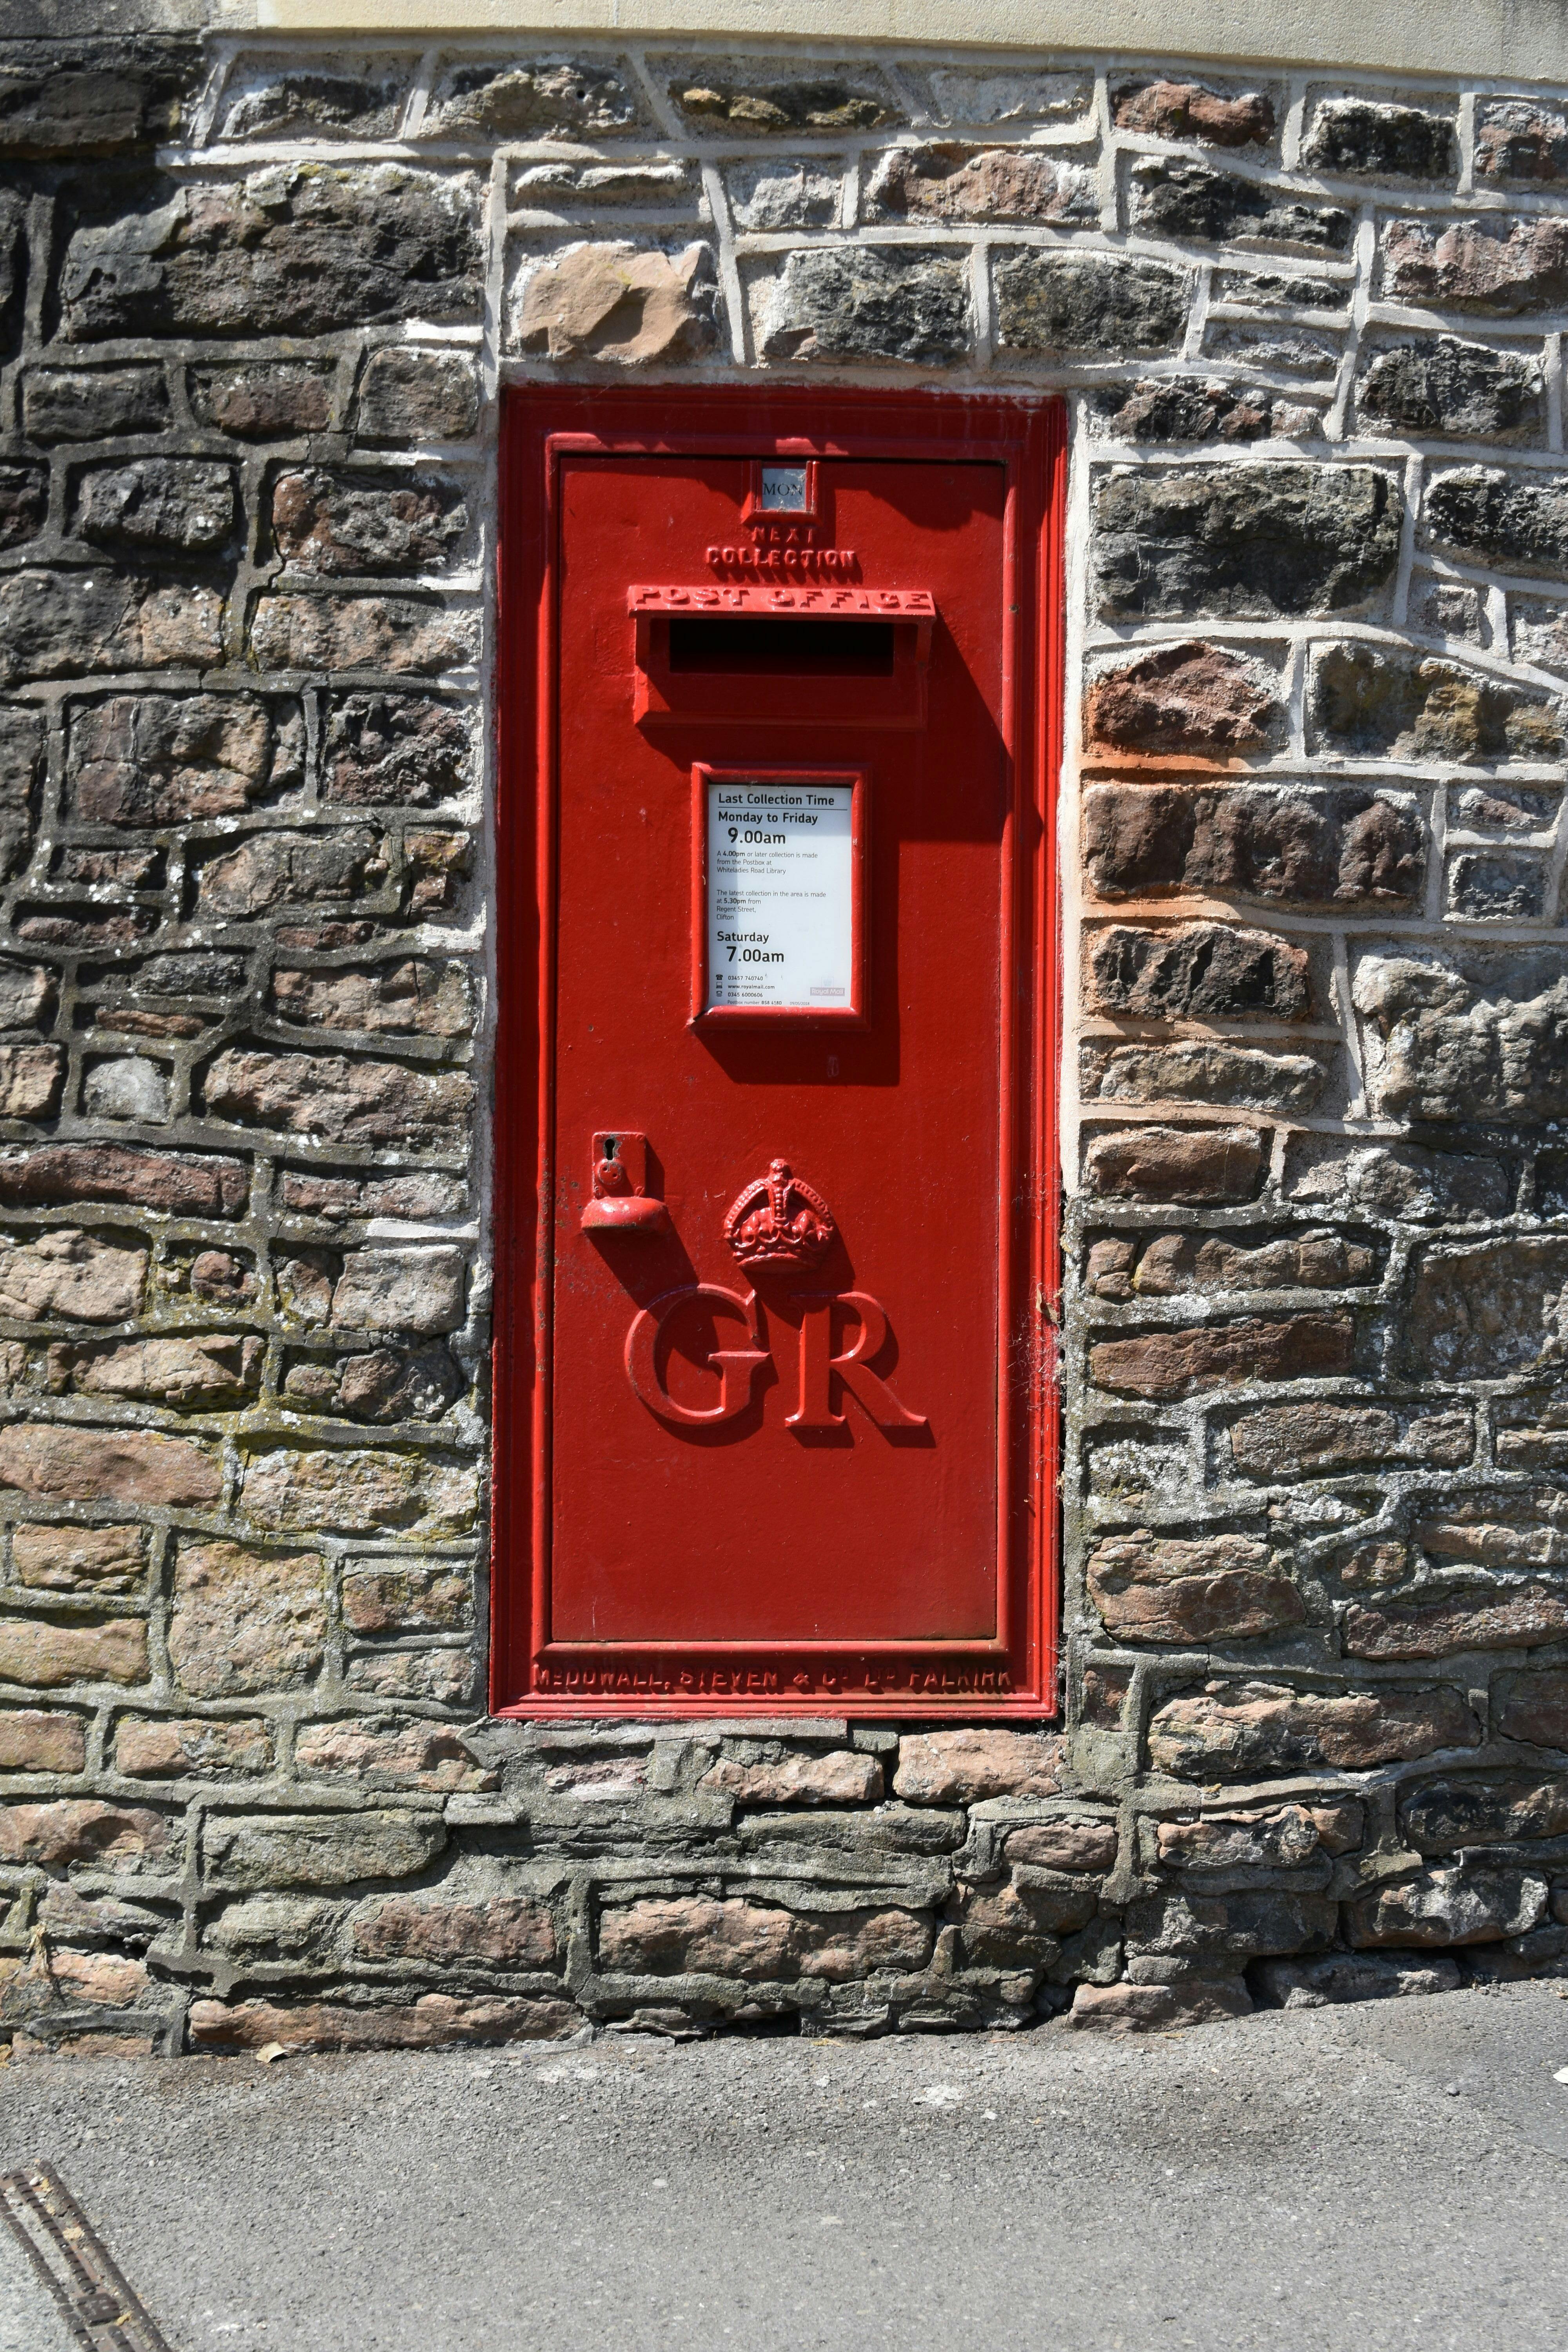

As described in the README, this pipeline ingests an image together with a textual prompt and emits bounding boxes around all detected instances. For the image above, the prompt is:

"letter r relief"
[622,1283,924,1436]
[786,1292,928,1432]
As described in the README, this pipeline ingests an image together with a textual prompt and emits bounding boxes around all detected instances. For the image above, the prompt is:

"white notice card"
[706,781,855,1013]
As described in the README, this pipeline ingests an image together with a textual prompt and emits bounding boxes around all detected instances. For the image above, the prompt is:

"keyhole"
[603,1137,617,1157]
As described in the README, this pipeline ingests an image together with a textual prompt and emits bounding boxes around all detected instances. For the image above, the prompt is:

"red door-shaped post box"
[494,388,1064,1716]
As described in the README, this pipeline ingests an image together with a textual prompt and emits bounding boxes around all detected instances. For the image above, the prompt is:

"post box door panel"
[496,391,1062,1714]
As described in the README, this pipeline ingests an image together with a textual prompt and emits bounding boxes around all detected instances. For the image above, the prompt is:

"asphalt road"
[4,1982,1568,2352]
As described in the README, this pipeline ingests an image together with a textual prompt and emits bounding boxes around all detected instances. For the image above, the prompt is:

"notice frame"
[690,762,868,1028]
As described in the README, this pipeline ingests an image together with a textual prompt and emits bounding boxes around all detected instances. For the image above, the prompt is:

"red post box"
[494,388,1064,1717]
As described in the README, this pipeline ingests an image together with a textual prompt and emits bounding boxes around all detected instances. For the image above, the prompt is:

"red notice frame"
[492,385,1068,1720]
[691,762,868,1029]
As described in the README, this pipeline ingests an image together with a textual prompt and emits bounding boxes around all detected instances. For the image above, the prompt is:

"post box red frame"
[492,385,1067,1719]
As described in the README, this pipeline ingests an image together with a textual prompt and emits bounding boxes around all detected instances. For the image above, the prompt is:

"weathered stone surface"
[664,65,898,136]
[0,1424,218,1507]
[1093,465,1401,619]
[1088,1531,1303,1643]
[1382,216,1568,316]
[342,1563,471,1634]
[424,56,646,139]
[0,1710,87,1772]
[1125,1888,1335,1964]
[202,1049,473,1149]
[1405,1234,1568,1379]
[1005,1820,1119,1872]
[272,468,468,577]
[59,1334,262,1410]
[515,243,717,366]
[1446,850,1546,921]
[203,1808,446,1891]
[1083,643,1285,762]
[919,66,1090,126]
[994,252,1188,359]
[1399,1774,1568,1851]
[0,1799,166,1868]
[1417,1490,1568,1572]
[1357,339,1543,441]
[867,144,1095,225]
[1084,782,1424,907]
[1128,160,1349,252]
[13,1523,144,1594]
[1083,1041,1324,1115]
[893,1729,1063,1803]
[356,349,481,444]
[116,1715,271,1778]
[724,161,841,231]
[1496,1669,1568,1747]
[0,1230,145,1324]
[0,1143,247,1219]
[217,58,412,142]
[0,465,47,552]
[1229,1405,1472,1479]
[1475,98,1568,186]
[1148,1679,1481,1778]
[295,1718,494,1792]
[0,572,224,688]
[61,169,482,342]
[0,1614,148,1689]
[1083,1126,1266,1207]
[190,1991,572,2051]
[249,594,476,677]
[0,1044,65,1120]
[700,1752,882,1805]
[346,1648,477,1704]
[1097,376,1316,445]
[1287,1138,1508,1223]
[1070,1978,1252,2033]
[167,1539,326,1700]
[241,1446,477,1538]
[352,1894,558,1969]
[1086,925,1310,1021]
[189,359,334,439]
[81,1054,170,1124]
[1111,78,1275,146]
[272,961,470,1038]
[67,693,302,827]
[323,695,471,808]
[1303,100,1456,180]
[0,40,196,157]
[760,248,969,367]
[1091,1313,1353,1399]
[961,1878,1096,1965]
[1102,1229,1376,1299]
[1344,1586,1568,1661]
[598,1896,931,1981]
[196,828,386,918]
[1156,1800,1361,1873]
[1256,1951,1460,2006]
[1355,953,1568,1126]
[1426,465,1568,583]
[283,1344,462,1425]
[0,708,42,875]
[1347,1864,1546,1947]
[74,460,236,556]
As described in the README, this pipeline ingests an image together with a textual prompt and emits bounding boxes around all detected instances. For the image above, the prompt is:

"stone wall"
[3,31,1568,2052]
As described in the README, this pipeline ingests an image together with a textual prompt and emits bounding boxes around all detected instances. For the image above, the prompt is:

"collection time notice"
[704,781,855,1013]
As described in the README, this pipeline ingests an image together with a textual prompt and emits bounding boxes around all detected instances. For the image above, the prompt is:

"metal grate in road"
[0,2165,176,2352]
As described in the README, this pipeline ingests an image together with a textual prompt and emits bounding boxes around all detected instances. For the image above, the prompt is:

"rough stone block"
[515,243,718,366]
[356,349,481,444]
[1475,98,1568,186]
[1156,1800,1360,1873]
[189,360,335,439]
[283,1345,463,1426]
[1284,1137,1508,1222]
[190,1991,573,2050]
[1381,216,1568,315]
[1495,1669,1568,1747]
[202,1048,473,1149]
[0,43,198,157]
[1110,78,1275,146]
[1343,1586,1568,1661]
[1085,924,1310,1021]
[67,693,303,827]
[13,1523,145,1593]
[1088,1530,1303,1643]
[1256,1951,1459,2005]
[1083,642,1285,762]
[216,57,414,142]
[0,1230,145,1324]
[60,168,482,342]
[920,66,1091,127]
[1082,1041,1325,1115]
[271,468,469,577]
[893,1729,1062,1803]
[423,56,646,139]
[961,1878,1094,1965]
[760,247,969,367]
[1229,1404,1472,1479]
[1083,1125,1266,1206]
[867,144,1096,225]
[1399,1773,1568,1851]
[272,960,471,1038]
[195,828,388,919]
[166,1537,325,1700]
[240,1445,477,1538]
[1093,463,1401,619]
[0,572,224,687]
[1070,1978,1252,2032]
[249,594,477,677]
[1104,1230,1376,1298]
[57,1334,261,1411]
[346,1648,477,1704]
[993,252,1189,359]
[1148,1679,1481,1778]
[1090,1312,1353,1399]
[351,1893,558,1968]
[699,1751,882,1805]
[662,63,899,136]
[203,1807,445,1891]
[1096,377,1317,445]
[0,1424,219,1507]
[295,1718,494,1791]
[1445,850,1547,921]
[1128,159,1349,251]
[1354,952,1568,1125]
[598,1895,931,1982]
[0,1711,87,1772]
[1302,99,1456,180]
[0,465,47,553]
[0,1798,167,1868]
[1346,1864,1546,1946]
[74,460,236,556]
[116,1715,271,1777]
[1356,339,1543,440]
[342,1562,472,1634]
[0,1143,247,1219]
[1426,464,1568,583]
[0,1613,149,1689]
[725,162,841,231]
[1084,781,1423,907]
[323,695,471,807]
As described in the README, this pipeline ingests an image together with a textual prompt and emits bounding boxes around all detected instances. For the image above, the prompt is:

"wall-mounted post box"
[495,389,1063,1717]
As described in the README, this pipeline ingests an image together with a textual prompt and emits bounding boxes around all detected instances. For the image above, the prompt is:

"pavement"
[4,1981,1568,2352]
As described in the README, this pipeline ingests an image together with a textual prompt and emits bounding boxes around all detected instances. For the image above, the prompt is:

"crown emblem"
[723,1159,836,1272]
